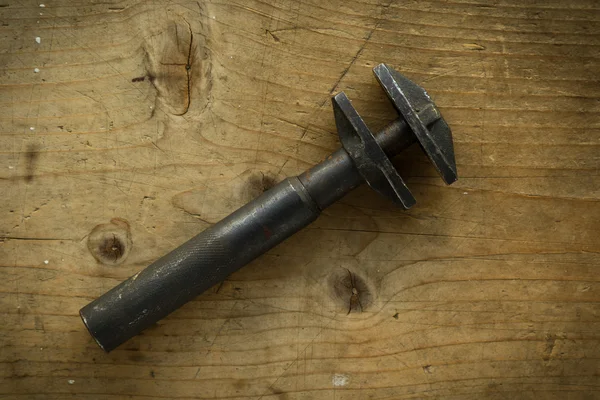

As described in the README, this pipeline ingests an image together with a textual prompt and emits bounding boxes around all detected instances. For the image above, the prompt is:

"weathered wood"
[1,0,599,398]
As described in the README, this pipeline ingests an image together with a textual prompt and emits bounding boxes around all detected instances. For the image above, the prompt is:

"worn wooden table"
[1,0,599,398]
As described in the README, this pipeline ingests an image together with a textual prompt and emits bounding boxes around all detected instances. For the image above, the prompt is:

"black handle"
[80,177,320,352]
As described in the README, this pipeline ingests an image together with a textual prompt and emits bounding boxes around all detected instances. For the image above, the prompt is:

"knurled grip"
[80,177,320,352]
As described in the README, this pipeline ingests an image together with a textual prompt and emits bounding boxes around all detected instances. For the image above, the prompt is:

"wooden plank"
[1,0,599,398]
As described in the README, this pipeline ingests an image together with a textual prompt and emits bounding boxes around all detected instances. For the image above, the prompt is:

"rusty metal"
[80,64,458,352]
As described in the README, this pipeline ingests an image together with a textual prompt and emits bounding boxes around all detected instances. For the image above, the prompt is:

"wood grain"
[1,0,599,398]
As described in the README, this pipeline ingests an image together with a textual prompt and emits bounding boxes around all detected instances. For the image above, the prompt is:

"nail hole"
[87,218,132,266]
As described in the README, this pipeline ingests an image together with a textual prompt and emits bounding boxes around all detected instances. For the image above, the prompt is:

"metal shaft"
[80,118,416,352]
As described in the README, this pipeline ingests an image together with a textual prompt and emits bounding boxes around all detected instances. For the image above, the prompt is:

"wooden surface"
[1,0,599,398]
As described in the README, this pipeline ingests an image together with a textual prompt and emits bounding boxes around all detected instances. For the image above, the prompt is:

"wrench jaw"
[332,64,457,208]
[373,63,458,185]
[333,92,416,209]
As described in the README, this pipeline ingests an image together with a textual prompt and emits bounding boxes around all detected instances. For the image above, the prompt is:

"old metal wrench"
[80,64,458,352]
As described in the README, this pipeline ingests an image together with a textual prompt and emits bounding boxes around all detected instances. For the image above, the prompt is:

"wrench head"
[373,64,458,184]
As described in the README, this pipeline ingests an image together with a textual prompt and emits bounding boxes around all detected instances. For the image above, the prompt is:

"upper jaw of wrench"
[332,63,457,209]
[373,63,457,185]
